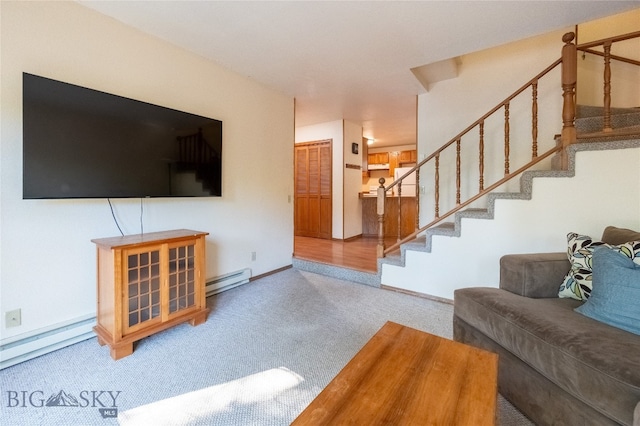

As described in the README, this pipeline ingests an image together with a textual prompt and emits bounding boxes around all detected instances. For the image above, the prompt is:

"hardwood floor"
[294,235,397,273]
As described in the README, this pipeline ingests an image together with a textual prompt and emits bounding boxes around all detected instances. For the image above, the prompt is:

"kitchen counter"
[359,192,416,198]
[361,194,417,238]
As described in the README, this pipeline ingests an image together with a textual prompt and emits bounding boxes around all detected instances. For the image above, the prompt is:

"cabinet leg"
[110,343,134,360]
[96,335,107,346]
[189,309,209,326]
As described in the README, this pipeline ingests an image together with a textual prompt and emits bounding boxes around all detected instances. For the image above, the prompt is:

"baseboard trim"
[0,313,96,370]
[250,265,292,282]
[381,285,453,305]
[206,268,252,296]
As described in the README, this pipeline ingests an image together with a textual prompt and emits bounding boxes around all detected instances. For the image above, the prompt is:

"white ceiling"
[79,1,637,148]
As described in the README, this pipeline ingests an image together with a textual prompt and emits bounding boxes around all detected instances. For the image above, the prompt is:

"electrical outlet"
[251,251,257,261]
[5,309,21,328]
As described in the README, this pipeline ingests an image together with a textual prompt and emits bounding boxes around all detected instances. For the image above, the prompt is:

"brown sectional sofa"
[453,227,640,425]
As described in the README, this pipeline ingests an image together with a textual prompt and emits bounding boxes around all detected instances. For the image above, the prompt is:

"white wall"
[0,2,294,339]
[342,120,363,239]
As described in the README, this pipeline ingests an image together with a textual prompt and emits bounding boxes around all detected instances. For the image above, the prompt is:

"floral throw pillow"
[558,233,640,300]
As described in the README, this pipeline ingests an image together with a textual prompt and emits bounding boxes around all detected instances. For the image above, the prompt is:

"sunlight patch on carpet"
[118,367,304,425]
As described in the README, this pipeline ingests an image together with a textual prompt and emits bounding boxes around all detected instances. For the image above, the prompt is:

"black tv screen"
[23,73,222,199]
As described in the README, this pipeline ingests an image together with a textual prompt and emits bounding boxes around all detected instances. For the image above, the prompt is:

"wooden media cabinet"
[92,229,210,360]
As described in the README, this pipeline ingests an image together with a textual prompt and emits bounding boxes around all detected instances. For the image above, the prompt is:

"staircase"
[380,137,640,298]
[400,105,640,246]
[379,135,640,286]
[378,99,640,297]
[368,28,640,299]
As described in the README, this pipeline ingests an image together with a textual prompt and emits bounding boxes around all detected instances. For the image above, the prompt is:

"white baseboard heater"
[205,268,252,296]
[0,313,96,370]
[0,269,252,369]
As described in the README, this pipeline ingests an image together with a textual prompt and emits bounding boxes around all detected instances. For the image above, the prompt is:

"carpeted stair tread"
[575,110,640,134]
[292,257,380,287]
[578,125,640,142]
[576,105,639,118]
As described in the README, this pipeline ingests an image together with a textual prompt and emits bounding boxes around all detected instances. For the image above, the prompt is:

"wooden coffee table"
[292,321,498,425]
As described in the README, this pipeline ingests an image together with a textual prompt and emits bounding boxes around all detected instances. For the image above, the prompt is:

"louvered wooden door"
[295,140,332,239]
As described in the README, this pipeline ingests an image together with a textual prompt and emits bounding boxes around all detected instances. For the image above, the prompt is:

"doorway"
[294,139,332,239]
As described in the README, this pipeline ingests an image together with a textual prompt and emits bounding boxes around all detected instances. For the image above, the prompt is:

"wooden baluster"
[397,181,402,242]
[434,154,440,218]
[479,121,485,192]
[376,177,386,258]
[415,168,420,231]
[603,41,612,132]
[561,32,577,169]
[456,140,461,205]
[504,103,510,175]
[532,81,538,158]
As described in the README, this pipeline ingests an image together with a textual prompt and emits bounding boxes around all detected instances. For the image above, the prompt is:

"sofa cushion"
[500,252,569,298]
[601,226,640,246]
[558,232,640,301]
[454,287,640,425]
[575,247,640,336]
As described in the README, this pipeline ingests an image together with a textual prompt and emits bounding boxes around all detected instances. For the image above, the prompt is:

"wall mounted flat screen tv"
[23,73,222,199]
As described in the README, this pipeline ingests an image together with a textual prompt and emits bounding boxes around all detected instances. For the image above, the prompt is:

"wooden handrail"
[576,30,640,50]
[579,48,640,67]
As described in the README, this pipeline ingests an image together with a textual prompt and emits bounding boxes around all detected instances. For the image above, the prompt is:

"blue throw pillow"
[575,247,640,335]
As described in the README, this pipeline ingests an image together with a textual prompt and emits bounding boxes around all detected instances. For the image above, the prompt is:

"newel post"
[376,177,386,258]
[560,32,577,169]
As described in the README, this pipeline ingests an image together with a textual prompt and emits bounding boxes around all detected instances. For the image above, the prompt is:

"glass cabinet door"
[124,248,162,333]
[168,243,197,315]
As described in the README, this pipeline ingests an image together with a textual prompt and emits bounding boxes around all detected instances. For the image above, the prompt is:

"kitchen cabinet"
[92,229,209,360]
[399,150,417,164]
[367,152,389,165]
[361,195,417,238]
[389,152,399,178]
